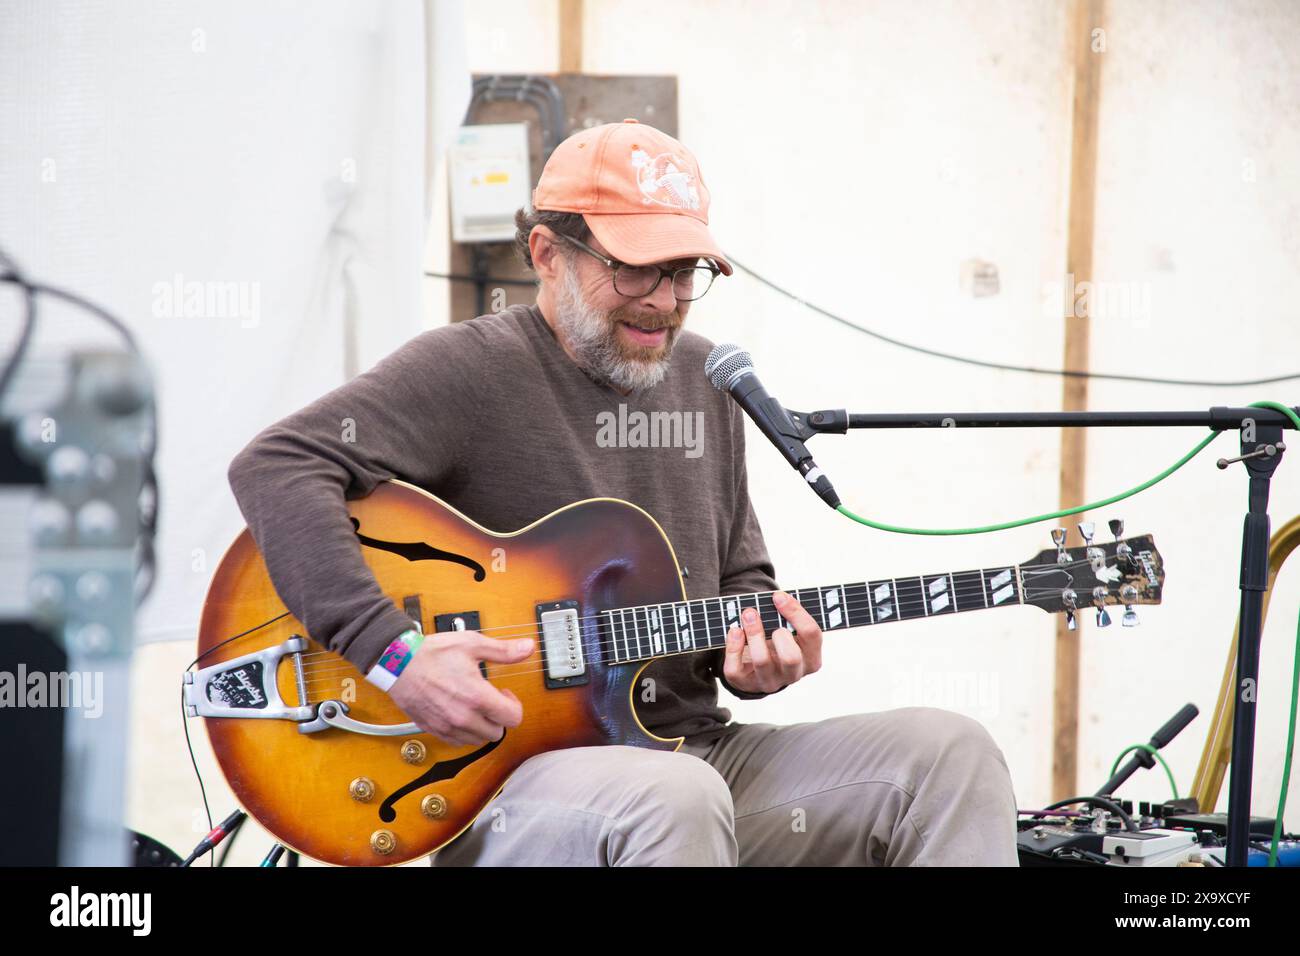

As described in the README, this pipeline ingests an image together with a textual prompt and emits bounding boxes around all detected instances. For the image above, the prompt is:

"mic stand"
[1094,702,1199,799]
[790,403,1296,868]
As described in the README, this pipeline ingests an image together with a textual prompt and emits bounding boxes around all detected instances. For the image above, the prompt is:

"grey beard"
[552,262,677,392]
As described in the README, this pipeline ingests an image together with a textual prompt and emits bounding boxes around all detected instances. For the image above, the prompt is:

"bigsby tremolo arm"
[184,635,422,736]
[183,636,315,721]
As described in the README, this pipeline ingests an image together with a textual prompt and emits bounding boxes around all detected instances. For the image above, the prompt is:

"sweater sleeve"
[227,322,484,672]
[710,402,785,701]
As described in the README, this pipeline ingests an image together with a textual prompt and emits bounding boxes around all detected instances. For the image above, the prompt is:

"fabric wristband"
[365,627,425,692]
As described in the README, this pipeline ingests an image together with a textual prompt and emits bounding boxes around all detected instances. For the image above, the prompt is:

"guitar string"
[290,589,1119,697]
[284,554,1128,650]
[200,554,1144,685]
[280,550,1142,652]
[290,584,1135,685]
[287,572,1137,675]
[291,584,1099,676]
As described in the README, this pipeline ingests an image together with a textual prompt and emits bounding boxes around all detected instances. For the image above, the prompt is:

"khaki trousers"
[428,707,1019,866]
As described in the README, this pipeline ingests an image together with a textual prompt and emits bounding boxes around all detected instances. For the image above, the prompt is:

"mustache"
[611,312,681,331]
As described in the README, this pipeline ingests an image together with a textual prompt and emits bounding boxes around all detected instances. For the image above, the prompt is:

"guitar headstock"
[1019,520,1164,629]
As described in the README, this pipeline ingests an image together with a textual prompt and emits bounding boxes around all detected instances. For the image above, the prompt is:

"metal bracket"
[184,636,313,721]
[297,699,420,737]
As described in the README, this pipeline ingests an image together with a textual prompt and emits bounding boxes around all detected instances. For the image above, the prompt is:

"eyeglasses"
[555,233,720,302]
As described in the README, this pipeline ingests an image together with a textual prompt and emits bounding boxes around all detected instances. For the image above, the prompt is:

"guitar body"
[196,480,686,866]
[194,478,1167,866]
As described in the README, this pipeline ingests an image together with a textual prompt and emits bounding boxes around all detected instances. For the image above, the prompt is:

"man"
[228,119,1018,866]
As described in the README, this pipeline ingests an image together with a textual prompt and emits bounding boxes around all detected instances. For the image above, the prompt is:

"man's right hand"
[387,631,533,746]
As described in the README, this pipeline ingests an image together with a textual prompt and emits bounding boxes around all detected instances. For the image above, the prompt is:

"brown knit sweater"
[227,303,781,741]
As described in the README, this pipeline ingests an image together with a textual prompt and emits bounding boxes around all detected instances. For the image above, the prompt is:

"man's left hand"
[722,590,823,694]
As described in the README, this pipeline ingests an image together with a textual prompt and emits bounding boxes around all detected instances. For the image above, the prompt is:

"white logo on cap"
[630,149,701,210]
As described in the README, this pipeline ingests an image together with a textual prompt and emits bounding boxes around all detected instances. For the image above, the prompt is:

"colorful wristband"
[365,627,425,692]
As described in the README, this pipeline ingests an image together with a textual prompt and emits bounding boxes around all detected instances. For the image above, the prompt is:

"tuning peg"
[1109,518,1134,568]
[1052,528,1071,565]
[1092,586,1111,627]
[1120,583,1139,627]
[1079,521,1105,571]
[1062,588,1078,631]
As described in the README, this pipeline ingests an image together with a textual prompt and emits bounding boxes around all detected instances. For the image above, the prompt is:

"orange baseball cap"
[531,118,733,276]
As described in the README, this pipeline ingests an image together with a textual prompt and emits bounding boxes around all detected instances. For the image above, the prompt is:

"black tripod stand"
[789,403,1296,867]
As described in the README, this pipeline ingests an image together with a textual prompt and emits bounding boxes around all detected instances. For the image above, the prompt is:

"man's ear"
[529,226,565,283]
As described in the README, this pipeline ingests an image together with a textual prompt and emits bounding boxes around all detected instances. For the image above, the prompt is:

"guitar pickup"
[536,601,587,688]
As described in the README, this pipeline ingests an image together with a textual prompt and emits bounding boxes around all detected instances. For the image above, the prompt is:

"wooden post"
[559,0,584,73]
[1052,0,1105,801]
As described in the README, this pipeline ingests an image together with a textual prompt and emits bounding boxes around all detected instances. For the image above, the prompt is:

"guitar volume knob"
[401,740,427,764]
[421,794,449,819]
[349,777,376,802]
[370,829,397,856]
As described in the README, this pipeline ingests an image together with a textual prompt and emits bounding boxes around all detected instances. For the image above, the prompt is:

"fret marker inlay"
[823,587,844,628]
[873,582,894,621]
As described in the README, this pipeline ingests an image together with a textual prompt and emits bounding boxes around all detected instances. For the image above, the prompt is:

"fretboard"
[600,566,1023,665]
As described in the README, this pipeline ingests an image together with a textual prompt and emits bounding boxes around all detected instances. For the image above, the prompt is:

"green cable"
[837,432,1218,535]
[1250,400,1300,432]
[1270,606,1300,866]
[833,399,1300,863]
[1108,743,1179,800]
[835,401,1300,535]
[1250,403,1300,866]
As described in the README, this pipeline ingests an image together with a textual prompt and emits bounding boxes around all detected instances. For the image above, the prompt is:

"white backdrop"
[536,0,1300,826]
[0,0,470,862]
[3,0,1297,863]
[1,0,469,646]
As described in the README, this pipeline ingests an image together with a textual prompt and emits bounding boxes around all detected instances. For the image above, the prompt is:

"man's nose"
[634,273,680,314]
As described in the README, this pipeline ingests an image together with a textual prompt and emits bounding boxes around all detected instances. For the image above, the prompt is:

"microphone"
[705,343,840,509]
[1149,702,1199,750]
[1094,703,1199,798]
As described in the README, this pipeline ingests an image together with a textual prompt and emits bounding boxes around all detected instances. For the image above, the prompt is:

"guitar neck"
[602,564,1025,665]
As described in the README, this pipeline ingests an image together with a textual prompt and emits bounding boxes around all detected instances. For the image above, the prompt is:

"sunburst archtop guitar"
[188,479,1165,866]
